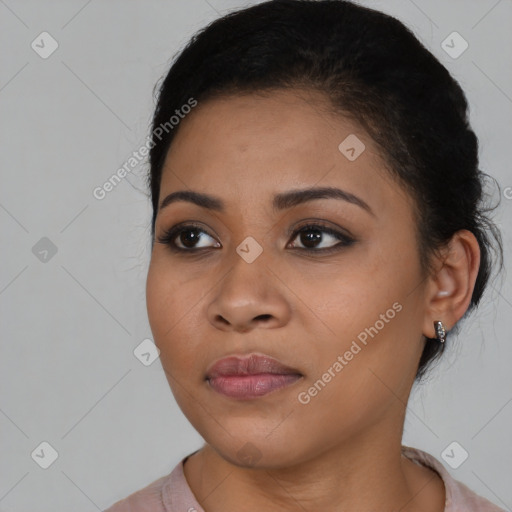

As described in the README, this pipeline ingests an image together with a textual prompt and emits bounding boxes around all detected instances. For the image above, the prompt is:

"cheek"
[146,261,173,341]
[291,250,422,413]
[293,313,418,443]
[146,260,202,371]
[146,262,210,423]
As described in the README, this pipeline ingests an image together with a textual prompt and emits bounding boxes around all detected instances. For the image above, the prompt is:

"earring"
[434,321,446,343]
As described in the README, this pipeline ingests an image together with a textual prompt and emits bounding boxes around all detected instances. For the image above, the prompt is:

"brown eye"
[176,228,205,249]
[157,224,220,251]
[157,221,354,255]
[287,223,355,253]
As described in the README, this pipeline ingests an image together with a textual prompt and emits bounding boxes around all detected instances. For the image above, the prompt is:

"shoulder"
[103,473,169,511]
[103,454,203,512]
[401,445,506,512]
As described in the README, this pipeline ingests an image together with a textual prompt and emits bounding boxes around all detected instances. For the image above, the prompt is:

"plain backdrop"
[1,0,511,510]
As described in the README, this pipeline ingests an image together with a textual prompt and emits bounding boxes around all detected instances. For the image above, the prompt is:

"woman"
[105,0,505,510]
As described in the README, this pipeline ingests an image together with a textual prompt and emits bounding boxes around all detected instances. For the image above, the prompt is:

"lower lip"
[207,373,302,399]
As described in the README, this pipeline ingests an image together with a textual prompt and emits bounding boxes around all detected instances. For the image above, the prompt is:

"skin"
[146,88,480,512]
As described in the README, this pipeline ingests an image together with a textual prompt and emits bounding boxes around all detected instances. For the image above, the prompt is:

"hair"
[146,0,503,381]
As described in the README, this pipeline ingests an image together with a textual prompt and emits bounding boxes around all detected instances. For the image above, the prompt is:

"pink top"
[103,445,506,511]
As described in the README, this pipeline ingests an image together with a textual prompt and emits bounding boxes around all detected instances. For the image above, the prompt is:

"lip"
[206,353,303,400]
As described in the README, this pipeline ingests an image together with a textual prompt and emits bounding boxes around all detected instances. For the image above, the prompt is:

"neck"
[183,420,444,512]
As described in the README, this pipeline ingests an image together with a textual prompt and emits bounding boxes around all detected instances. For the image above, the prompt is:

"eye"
[287,222,355,253]
[156,221,355,254]
[157,223,220,252]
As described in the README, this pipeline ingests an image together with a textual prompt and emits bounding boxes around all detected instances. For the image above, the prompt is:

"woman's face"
[146,89,433,468]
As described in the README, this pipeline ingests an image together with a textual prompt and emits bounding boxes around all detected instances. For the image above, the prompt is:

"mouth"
[205,353,303,400]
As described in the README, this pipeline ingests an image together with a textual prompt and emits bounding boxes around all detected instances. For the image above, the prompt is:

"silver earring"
[434,321,446,343]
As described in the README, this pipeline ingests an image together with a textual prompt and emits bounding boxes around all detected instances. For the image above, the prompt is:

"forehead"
[165,89,361,166]
[159,89,408,217]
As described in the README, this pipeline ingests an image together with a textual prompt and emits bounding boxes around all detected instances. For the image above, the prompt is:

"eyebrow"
[159,186,374,216]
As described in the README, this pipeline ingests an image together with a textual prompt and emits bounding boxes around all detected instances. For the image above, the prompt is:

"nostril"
[216,315,230,326]
[255,314,272,322]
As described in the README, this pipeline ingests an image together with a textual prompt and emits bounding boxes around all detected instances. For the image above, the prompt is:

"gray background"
[1,0,511,510]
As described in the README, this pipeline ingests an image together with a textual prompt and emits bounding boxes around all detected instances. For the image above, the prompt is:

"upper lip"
[206,353,302,379]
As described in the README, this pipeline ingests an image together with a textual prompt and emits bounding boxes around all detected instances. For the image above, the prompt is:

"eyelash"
[156,221,355,255]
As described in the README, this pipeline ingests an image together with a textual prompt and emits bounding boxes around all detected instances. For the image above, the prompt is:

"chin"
[199,423,307,470]
[214,442,301,470]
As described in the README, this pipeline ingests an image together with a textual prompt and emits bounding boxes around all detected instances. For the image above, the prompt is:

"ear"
[422,229,481,339]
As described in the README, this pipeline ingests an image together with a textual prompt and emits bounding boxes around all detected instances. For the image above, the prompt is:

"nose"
[206,258,292,333]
